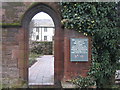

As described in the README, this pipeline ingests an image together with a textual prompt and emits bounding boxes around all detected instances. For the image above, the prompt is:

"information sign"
[70,38,88,61]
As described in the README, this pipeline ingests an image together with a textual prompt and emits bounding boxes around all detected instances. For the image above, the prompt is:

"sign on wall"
[70,38,88,61]
[115,70,120,84]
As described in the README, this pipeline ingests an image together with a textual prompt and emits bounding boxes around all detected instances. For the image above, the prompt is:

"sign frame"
[70,38,89,62]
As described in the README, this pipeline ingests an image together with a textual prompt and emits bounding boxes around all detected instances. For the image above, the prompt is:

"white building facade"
[30,19,55,42]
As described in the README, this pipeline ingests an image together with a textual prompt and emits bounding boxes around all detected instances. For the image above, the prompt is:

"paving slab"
[29,55,54,85]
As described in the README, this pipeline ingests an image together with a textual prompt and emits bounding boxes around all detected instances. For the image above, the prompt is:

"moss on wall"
[0,23,21,27]
[7,2,24,7]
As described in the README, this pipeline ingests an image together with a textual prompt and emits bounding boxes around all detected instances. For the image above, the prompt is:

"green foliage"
[31,41,53,55]
[0,23,21,26]
[29,53,41,67]
[70,75,95,88]
[60,2,120,88]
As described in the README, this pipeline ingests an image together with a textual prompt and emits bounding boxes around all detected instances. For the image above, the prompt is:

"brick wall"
[63,29,92,81]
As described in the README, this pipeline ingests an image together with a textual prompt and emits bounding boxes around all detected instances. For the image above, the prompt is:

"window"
[36,28,39,32]
[44,36,47,41]
[36,35,39,40]
[44,28,47,32]
[52,36,54,41]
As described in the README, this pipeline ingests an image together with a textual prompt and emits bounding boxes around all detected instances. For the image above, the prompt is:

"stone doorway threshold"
[29,82,54,86]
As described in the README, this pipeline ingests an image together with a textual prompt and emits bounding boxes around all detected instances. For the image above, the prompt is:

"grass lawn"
[0,83,2,89]
[29,53,42,67]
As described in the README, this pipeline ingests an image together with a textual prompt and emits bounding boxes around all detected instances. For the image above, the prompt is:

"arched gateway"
[21,3,64,86]
[2,2,92,88]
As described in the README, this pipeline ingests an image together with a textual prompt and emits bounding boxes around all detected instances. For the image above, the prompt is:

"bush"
[30,41,53,55]
[70,75,96,88]
[29,53,41,67]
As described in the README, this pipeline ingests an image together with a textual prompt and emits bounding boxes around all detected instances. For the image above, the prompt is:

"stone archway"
[21,3,64,86]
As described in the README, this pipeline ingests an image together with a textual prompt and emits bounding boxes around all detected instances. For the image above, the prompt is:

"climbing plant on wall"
[60,2,120,88]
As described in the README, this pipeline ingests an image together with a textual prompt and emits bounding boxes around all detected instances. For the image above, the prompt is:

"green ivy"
[70,75,96,88]
[60,2,120,88]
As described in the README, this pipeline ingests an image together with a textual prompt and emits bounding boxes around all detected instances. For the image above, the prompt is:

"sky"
[32,12,52,20]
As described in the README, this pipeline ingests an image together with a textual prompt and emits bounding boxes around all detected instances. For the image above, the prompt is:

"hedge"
[30,41,53,55]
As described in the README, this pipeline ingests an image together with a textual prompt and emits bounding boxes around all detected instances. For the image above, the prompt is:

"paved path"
[29,55,54,85]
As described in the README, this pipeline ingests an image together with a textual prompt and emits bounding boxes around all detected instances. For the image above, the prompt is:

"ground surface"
[29,55,54,85]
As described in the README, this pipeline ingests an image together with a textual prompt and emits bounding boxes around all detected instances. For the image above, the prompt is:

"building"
[29,19,55,41]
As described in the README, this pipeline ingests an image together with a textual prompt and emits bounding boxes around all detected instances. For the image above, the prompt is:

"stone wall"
[2,2,92,88]
[1,2,60,25]
[2,27,24,87]
[2,2,31,24]
[2,26,30,88]
[1,2,64,88]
